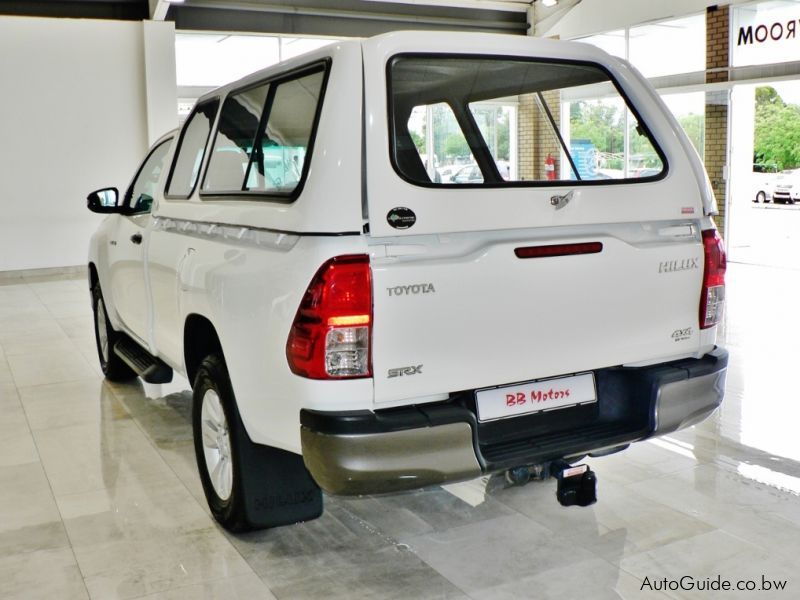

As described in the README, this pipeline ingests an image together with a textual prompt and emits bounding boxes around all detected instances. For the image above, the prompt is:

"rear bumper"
[300,347,728,495]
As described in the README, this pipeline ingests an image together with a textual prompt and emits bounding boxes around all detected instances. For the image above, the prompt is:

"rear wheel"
[192,354,322,532]
[91,285,136,381]
[756,191,766,203]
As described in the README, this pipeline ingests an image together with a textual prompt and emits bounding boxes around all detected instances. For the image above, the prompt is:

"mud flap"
[236,433,323,529]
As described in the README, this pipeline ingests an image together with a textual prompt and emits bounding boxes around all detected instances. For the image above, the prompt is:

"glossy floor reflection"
[0,263,798,599]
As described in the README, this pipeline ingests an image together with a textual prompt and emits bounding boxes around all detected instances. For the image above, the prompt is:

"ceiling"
[0,0,148,20]
[0,0,536,36]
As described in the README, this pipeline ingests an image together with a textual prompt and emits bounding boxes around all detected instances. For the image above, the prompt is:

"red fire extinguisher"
[545,153,556,180]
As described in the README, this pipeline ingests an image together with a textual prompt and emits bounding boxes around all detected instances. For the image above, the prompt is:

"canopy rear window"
[388,55,667,187]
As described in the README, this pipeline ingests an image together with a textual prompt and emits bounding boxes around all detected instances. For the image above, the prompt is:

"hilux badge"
[659,258,699,274]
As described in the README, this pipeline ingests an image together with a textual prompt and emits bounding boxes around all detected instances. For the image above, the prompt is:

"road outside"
[726,199,800,270]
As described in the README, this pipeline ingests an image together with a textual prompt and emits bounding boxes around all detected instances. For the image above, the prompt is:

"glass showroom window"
[576,15,705,79]
[576,29,626,59]
[561,93,662,179]
[469,103,518,181]
[406,101,518,183]
[661,92,706,157]
[732,2,800,67]
[406,102,472,183]
[628,14,706,78]
[175,33,339,88]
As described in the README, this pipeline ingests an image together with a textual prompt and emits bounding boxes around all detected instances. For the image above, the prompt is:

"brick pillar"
[518,93,535,180]
[534,90,562,180]
[705,4,730,236]
[518,91,562,181]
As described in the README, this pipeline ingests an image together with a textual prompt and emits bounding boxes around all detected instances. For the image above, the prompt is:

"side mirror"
[87,187,120,214]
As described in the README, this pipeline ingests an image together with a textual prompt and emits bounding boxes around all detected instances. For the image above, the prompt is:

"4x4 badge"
[387,207,416,230]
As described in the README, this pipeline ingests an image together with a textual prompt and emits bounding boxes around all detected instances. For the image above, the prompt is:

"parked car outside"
[752,163,780,203]
[771,170,800,204]
[449,163,483,183]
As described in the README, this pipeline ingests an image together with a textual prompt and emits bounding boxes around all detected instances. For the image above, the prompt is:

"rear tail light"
[700,229,726,329]
[286,255,372,379]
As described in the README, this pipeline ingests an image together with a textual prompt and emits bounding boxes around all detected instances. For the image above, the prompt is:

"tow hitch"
[552,460,597,507]
[504,460,597,507]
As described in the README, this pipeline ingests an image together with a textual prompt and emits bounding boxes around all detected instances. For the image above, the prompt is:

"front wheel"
[91,285,136,381]
[192,354,322,532]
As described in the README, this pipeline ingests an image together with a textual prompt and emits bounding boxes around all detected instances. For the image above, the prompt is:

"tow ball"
[504,460,597,507]
[552,460,597,507]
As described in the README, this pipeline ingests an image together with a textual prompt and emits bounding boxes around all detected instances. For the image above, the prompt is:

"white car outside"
[771,170,800,204]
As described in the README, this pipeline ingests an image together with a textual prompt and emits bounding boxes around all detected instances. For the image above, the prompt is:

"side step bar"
[113,337,173,384]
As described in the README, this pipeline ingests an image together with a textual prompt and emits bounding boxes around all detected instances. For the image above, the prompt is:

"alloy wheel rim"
[201,389,233,501]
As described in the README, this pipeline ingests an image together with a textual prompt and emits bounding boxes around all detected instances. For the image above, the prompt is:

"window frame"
[201,79,273,194]
[164,98,221,200]
[199,58,332,203]
[386,53,670,190]
[123,136,174,215]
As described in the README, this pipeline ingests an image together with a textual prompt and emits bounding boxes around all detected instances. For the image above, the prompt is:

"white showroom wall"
[0,16,177,272]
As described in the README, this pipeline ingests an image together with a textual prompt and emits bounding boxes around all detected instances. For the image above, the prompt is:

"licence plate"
[475,373,596,422]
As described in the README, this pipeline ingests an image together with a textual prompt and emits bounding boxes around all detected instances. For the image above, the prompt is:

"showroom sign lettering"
[738,20,799,46]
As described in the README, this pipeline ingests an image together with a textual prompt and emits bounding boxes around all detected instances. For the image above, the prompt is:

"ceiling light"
[542,0,558,6]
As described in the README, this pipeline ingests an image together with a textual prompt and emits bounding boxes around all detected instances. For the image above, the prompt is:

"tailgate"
[362,34,711,404]
[369,225,704,403]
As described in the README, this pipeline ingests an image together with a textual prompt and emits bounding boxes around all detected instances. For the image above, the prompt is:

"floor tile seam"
[68,523,223,558]
[119,384,265,584]
[615,526,749,572]
[121,573,271,600]
[3,348,25,391]
[28,282,83,299]
[23,413,136,435]
[39,290,90,331]
[1,342,85,360]
[614,463,700,490]
[396,501,605,600]
[17,382,93,600]
[487,480,606,542]
[726,258,800,272]
[0,351,16,383]
[11,372,103,391]
[617,562,682,599]
[15,376,107,398]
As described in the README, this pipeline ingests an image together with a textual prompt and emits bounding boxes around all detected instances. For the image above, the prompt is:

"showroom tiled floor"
[1,262,799,599]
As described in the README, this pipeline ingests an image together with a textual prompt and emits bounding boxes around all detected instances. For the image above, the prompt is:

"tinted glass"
[405,102,472,184]
[389,56,665,186]
[166,100,219,197]
[127,139,172,213]
[203,83,270,192]
[246,70,325,194]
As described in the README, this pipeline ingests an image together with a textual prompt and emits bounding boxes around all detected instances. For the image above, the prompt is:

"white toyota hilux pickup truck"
[87,31,728,531]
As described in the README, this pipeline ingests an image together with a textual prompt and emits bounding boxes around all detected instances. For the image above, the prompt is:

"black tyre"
[91,284,137,381]
[756,191,766,203]
[192,354,322,532]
